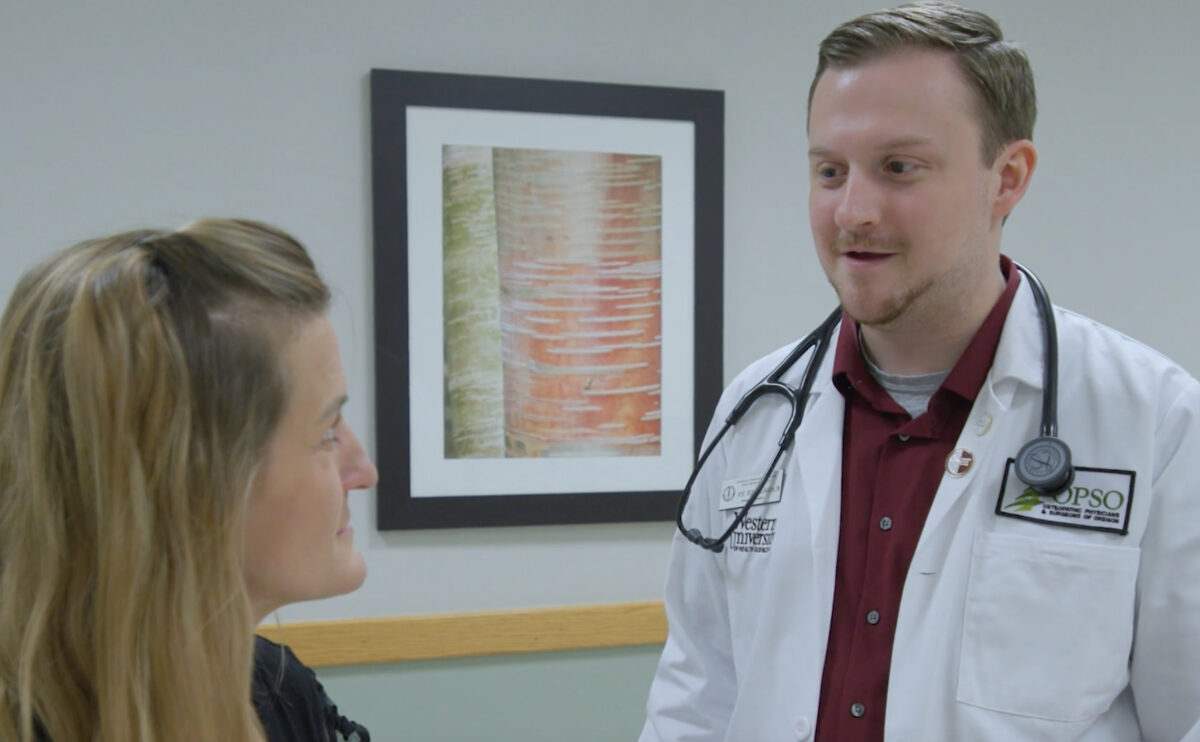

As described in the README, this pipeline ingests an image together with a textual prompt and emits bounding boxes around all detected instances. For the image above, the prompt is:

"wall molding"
[257,600,667,668]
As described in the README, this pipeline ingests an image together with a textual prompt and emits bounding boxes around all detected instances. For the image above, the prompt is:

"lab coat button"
[850,702,866,718]
[794,716,811,739]
[879,516,893,531]
[866,610,880,625]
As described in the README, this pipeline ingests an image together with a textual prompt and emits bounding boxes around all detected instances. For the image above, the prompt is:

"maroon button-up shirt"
[814,258,1021,741]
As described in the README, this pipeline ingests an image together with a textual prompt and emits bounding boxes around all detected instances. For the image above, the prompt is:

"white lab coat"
[641,281,1200,742]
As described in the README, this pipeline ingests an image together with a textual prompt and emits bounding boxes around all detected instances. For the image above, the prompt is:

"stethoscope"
[677,261,1074,553]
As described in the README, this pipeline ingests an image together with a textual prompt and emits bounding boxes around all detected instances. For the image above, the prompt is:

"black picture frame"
[371,68,723,530]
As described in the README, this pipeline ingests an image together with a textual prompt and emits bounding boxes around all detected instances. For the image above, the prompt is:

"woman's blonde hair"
[0,219,330,741]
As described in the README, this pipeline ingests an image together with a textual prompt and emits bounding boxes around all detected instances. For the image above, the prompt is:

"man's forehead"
[810,47,971,108]
[808,49,981,140]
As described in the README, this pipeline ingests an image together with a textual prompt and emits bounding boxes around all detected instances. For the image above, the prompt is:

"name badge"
[718,470,784,512]
[995,459,1135,535]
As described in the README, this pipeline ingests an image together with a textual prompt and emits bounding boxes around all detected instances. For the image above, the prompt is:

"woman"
[0,220,375,741]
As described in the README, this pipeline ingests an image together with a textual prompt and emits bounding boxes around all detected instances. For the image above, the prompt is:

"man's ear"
[992,139,1037,224]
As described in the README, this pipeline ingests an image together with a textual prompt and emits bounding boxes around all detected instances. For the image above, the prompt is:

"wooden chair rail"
[256,600,667,668]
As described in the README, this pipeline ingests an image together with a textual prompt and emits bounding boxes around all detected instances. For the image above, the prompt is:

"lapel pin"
[946,448,975,477]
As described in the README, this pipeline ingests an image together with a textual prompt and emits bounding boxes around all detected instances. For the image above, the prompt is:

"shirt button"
[897,434,910,442]
[850,702,866,718]
[866,610,880,625]
[879,516,893,531]
[794,716,812,739]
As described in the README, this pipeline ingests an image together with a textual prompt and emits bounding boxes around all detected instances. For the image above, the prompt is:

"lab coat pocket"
[956,532,1139,722]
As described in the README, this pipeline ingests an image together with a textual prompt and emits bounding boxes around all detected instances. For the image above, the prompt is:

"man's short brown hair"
[809,0,1036,164]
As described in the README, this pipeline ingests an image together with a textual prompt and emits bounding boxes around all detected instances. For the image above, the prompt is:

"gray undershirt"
[859,334,950,418]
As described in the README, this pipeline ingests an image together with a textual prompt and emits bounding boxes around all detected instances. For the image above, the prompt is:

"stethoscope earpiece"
[1014,435,1074,496]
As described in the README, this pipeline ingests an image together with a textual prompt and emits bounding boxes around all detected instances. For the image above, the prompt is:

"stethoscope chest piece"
[1014,435,1074,495]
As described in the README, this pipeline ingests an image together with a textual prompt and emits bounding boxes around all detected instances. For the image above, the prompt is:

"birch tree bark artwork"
[442,144,663,459]
[443,145,505,458]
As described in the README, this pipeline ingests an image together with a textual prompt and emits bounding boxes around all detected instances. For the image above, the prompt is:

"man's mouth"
[843,250,893,262]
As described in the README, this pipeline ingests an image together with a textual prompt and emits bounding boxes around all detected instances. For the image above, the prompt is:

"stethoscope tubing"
[1012,261,1058,438]
[676,307,840,552]
[677,261,1064,553]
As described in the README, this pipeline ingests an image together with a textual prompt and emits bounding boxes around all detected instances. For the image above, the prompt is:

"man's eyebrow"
[808,137,934,158]
[315,394,349,424]
[877,136,933,150]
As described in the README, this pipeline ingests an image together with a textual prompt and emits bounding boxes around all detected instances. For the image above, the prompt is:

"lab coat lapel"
[797,383,844,555]
[784,328,845,594]
[917,281,1045,550]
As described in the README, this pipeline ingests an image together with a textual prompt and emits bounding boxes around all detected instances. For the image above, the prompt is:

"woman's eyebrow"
[314,394,349,424]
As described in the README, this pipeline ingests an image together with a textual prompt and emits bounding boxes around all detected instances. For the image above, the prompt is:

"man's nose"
[834,171,882,234]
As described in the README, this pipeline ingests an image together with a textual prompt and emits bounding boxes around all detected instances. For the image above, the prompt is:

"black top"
[253,636,371,742]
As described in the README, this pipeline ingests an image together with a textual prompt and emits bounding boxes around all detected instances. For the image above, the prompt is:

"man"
[640,2,1200,740]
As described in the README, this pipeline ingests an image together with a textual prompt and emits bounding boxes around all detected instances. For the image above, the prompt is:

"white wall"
[3,0,1198,623]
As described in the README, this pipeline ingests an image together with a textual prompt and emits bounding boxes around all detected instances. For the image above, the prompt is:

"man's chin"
[836,297,907,328]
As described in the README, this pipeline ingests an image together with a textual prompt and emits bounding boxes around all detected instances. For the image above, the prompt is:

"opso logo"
[1051,486,1126,510]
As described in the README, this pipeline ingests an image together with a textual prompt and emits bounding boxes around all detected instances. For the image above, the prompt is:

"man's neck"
[859,269,1007,375]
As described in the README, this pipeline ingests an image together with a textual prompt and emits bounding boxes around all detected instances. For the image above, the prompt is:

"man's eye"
[885,160,915,174]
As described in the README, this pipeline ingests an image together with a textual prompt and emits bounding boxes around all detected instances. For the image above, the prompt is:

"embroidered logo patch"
[995,458,1135,535]
[726,514,778,554]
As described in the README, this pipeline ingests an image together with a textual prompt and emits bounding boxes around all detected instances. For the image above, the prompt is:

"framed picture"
[370,68,723,530]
